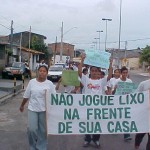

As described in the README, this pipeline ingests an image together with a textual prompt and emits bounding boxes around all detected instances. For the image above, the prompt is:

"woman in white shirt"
[19,64,56,150]
[107,68,121,94]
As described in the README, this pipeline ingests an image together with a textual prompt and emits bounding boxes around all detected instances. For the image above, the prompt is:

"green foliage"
[139,45,150,65]
[6,48,13,56]
[27,35,49,60]
[75,51,81,57]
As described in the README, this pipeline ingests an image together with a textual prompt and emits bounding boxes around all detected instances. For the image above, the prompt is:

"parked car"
[2,62,30,80]
[47,65,63,82]
[1,66,11,79]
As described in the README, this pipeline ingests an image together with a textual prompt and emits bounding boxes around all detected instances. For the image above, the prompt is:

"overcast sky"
[0,0,150,50]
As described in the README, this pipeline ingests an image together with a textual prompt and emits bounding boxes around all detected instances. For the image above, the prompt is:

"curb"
[0,89,25,106]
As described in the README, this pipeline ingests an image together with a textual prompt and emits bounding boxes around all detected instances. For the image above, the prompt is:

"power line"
[0,14,12,23]
[0,14,47,33]
[0,23,11,30]
[72,37,150,45]
[1,14,150,45]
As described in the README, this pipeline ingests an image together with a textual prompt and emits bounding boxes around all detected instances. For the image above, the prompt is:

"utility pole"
[97,30,103,51]
[125,41,127,58]
[60,22,63,62]
[19,33,22,62]
[118,0,122,68]
[124,41,127,66]
[10,20,13,54]
[102,18,112,51]
[29,26,31,49]
[28,26,31,69]
[118,0,122,51]
[54,36,57,64]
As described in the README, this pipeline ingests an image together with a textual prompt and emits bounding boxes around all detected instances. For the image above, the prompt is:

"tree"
[28,35,50,61]
[139,45,150,65]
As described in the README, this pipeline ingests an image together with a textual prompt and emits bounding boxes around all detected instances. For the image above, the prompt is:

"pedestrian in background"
[19,64,56,150]
[24,59,32,79]
[107,68,121,95]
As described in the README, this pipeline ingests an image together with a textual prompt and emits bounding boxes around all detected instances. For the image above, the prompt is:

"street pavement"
[0,79,23,106]
[0,70,149,150]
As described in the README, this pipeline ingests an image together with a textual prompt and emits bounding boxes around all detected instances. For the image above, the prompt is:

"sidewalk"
[0,71,36,102]
[129,68,150,76]
[0,79,23,106]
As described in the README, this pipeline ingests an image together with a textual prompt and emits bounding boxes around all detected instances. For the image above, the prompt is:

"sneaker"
[94,141,100,148]
[124,136,132,141]
[83,141,90,147]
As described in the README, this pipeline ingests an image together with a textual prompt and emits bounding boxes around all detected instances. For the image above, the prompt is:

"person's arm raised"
[107,58,113,81]
[78,53,86,78]
[55,78,62,90]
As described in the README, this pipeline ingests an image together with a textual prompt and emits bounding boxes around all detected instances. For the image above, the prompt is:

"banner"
[46,91,150,135]
[115,82,138,95]
[61,70,80,86]
[84,51,111,69]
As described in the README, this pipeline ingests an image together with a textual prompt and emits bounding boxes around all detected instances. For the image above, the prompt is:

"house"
[0,42,7,71]
[0,42,44,72]
[74,49,85,57]
[0,31,47,72]
[106,49,142,69]
[48,42,75,61]
[0,31,46,48]
[18,46,44,70]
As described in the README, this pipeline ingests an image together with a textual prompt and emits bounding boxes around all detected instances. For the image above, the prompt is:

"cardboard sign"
[62,70,80,86]
[84,51,111,69]
[115,82,138,95]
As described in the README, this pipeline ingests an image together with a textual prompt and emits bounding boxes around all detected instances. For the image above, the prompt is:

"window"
[0,49,5,59]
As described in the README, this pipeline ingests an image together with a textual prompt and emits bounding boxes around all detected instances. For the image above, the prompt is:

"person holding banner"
[19,64,56,150]
[78,53,113,148]
[114,66,132,141]
[134,69,150,150]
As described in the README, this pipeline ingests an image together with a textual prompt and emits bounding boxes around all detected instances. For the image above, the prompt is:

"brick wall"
[48,43,74,60]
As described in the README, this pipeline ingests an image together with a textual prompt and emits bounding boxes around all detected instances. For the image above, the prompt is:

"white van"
[55,62,66,68]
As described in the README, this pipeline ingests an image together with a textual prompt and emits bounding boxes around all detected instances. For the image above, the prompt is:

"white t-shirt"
[81,74,107,94]
[23,78,56,112]
[107,77,120,89]
[115,78,132,95]
[64,86,75,93]
[136,79,150,92]
[73,65,78,71]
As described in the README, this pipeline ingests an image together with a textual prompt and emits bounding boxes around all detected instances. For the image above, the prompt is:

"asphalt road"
[0,73,149,150]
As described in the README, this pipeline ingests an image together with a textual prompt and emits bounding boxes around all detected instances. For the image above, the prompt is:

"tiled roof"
[18,47,44,54]
[107,49,141,59]
[48,42,75,46]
